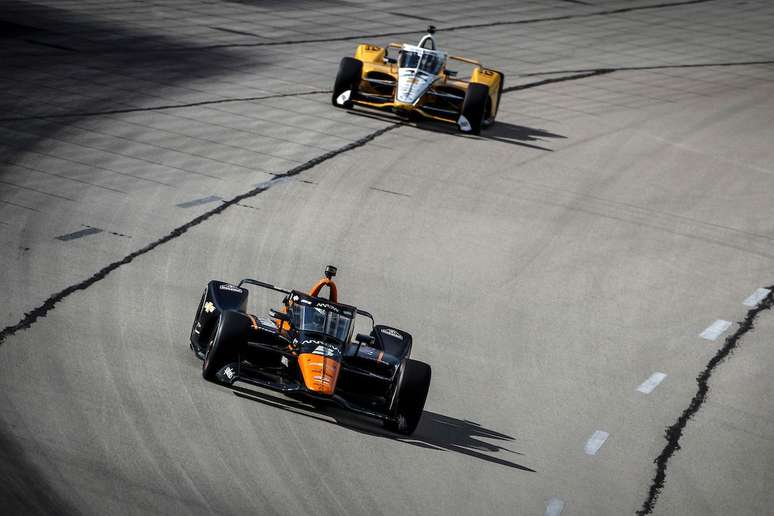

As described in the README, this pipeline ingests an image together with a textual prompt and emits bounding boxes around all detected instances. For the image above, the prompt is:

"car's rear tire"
[202,310,245,382]
[493,71,505,120]
[460,83,490,135]
[384,359,431,436]
[332,57,362,109]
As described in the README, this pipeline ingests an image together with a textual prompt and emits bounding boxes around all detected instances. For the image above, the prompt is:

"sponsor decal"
[224,366,235,380]
[292,295,300,302]
[204,301,216,313]
[380,328,403,339]
[457,115,472,132]
[336,89,351,105]
[281,356,289,367]
[315,302,341,313]
[219,284,242,293]
[312,345,337,357]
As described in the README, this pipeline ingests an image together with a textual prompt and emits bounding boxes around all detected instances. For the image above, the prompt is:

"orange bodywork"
[308,278,338,302]
[298,353,340,395]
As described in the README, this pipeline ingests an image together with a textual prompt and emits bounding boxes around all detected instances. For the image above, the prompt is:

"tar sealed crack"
[32,0,711,55]
[0,90,332,123]
[503,69,614,93]
[0,124,399,346]
[636,286,774,515]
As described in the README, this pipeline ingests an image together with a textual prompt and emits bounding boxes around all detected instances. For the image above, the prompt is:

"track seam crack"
[0,123,398,346]
[522,59,774,77]
[12,0,712,55]
[503,69,615,93]
[193,0,712,52]
[0,89,331,123]
[636,286,774,515]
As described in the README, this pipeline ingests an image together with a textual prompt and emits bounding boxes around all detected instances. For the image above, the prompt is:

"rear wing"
[238,278,291,295]
[449,54,481,66]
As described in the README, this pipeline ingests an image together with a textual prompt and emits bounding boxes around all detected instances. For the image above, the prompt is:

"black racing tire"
[332,57,362,109]
[461,83,490,135]
[202,310,245,382]
[383,359,431,436]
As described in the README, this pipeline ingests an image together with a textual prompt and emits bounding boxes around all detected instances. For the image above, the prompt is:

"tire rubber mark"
[176,195,222,208]
[369,187,411,198]
[55,227,102,241]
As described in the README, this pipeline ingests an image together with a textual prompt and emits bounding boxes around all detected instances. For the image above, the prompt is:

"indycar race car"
[189,266,431,435]
[332,26,504,135]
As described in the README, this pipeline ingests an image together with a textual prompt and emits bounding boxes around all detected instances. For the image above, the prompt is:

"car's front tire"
[332,57,362,109]
[384,359,431,436]
[202,310,245,382]
[460,83,490,135]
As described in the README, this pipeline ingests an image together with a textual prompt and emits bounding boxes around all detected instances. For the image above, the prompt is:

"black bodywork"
[190,279,414,426]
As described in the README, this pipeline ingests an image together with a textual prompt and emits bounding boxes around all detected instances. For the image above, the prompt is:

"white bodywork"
[395,43,447,106]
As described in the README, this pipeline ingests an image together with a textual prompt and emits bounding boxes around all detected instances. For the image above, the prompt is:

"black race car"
[189,266,431,435]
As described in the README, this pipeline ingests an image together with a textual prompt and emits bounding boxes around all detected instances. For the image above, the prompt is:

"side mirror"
[355,333,375,345]
[445,69,458,77]
[384,48,397,64]
[269,309,289,322]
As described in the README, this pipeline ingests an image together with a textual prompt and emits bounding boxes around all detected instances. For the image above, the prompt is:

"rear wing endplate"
[238,278,291,295]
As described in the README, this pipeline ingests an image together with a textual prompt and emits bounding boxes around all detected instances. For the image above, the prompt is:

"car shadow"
[232,385,536,472]
[344,109,564,151]
[484,120,566,150]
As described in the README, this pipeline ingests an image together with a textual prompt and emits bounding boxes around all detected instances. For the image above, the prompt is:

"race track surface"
[1,1,774,514]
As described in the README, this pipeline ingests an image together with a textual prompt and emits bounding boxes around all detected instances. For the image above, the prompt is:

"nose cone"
[298,353,340,395]
[396,69,432,105]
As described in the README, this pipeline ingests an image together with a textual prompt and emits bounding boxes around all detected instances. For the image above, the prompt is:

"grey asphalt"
[1,1,774,514]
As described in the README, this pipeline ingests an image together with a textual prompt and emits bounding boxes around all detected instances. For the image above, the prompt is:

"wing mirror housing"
[269,309,289,322]
[384,47,397,64]
[445,69,457,77]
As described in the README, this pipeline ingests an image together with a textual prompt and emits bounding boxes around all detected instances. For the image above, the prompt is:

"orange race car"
[189,266,432,435]
[332,26,504,135]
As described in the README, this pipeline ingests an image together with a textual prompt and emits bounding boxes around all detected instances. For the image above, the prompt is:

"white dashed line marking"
[743,288,771,307]
[699,319,732,341]
[637,372,667,394]
[584,430,609,456]
[544,497,565,516]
